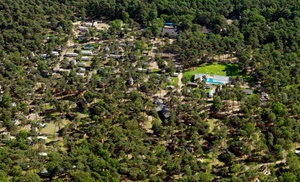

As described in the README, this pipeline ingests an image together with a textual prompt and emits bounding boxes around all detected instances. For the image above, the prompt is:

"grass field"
[170,77,179,87]
[41,123,56,135]
[183,63,242,81]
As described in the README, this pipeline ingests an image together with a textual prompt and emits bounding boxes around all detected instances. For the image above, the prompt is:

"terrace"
[194,74,230,85]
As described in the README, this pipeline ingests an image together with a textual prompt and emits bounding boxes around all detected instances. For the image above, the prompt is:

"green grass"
[152,68,160,73]
[170,77,178,87]
[148,44,153,50]
[183,63,242,81]
[41,123,56,135]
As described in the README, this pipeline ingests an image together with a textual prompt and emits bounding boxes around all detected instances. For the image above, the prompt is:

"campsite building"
[194,74,230,85]
[80,56,91,61]
[81,50,93,56]
[65,52,78,57]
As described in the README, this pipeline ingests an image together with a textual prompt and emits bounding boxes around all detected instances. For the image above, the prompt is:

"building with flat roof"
[162,27,179,37]
[162,23,179,37]
[194,74,230,85]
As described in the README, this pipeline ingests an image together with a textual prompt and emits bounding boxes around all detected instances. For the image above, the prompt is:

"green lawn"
[148,44,153,50]
[152,68,160,73]
[41,123,56,135]
[170,77,178,87]
[183,63,242,81]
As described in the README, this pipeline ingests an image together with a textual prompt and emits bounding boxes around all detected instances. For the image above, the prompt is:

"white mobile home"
[110,54,122,59]
[65,52,78,57]
[59,69,71,75]
[79,26,89,32]
[80,56,91,61]
[81,50,93,56]
[37,136,48,140]
[83,22,97,27]
[137,68,147,72]
[38,152,48,156]
[51,51,59,57]
[41,54,47,59]
[171,72,179,77]
[208,90,214,98]
[76,73,85,77]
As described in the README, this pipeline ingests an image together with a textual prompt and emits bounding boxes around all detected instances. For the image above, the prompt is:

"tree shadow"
[223,64,242,77]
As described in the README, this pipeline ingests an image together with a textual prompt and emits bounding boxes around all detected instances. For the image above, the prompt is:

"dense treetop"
[0,0,299,181]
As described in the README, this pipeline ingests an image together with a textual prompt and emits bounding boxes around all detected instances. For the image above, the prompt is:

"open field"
[183,63,242,81]
[170,77,179,87]
[41,123,56,135]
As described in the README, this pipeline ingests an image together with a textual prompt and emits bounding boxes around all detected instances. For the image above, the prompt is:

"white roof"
[65,52,78,57]
[194,74,229,84]
[79,26,89,30]
[38,152,48,156]
[13,119,19,125]
[52,51,59,55]
[83,22,93,26]
[81,51,92,55]
[37,136,48,140]
[80,56,90,60]
[194,74,210,81]
[76,73,85,77]
[59,69,71,73]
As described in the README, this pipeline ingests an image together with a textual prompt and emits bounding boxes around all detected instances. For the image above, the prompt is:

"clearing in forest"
[41,123,56,135]
[183,63,242,81]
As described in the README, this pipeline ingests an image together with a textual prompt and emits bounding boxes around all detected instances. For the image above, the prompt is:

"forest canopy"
[0,0,299,181]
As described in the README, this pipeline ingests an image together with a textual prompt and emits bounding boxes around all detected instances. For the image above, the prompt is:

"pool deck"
[194,74,230,85]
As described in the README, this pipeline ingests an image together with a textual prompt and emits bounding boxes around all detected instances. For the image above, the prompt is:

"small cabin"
[51,51,59,57]
[80,56,91,61]
[208,90,214,98]
[81,50,93,56]
[65,53,78,57]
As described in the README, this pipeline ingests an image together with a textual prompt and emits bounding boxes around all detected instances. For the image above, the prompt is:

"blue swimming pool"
[206,78,224,84]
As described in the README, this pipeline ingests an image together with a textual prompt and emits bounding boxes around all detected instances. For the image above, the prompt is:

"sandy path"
[178,72,183,90]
